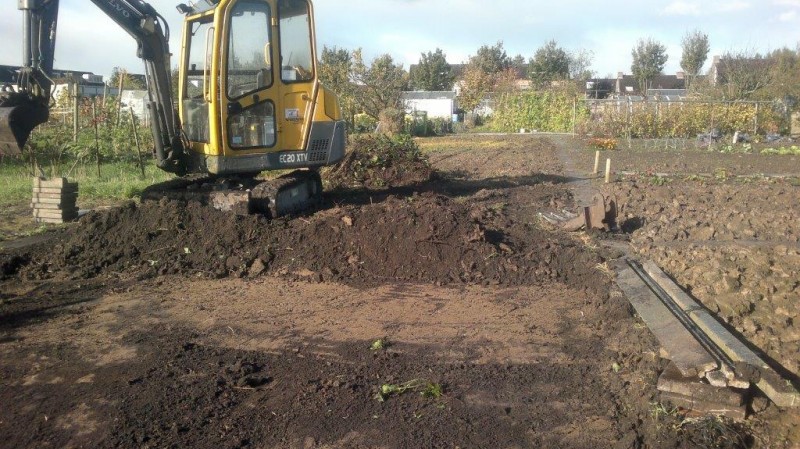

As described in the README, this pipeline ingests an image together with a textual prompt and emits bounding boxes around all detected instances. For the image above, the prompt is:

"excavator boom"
[0,0,186,173]
[1,0,347,218]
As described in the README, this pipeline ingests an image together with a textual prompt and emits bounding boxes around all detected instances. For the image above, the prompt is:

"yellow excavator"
[0,0,346,216]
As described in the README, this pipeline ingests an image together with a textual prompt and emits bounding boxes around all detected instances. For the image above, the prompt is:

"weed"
[420,382,443,399]
[648,175,669,186]
[761,145,800,155]
[650,402,678,421]
[370,338,390,351]
[679,416,751,448]
[374,379,443,402]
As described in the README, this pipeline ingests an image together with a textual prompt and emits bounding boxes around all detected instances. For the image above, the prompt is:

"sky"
[0,0,798,80]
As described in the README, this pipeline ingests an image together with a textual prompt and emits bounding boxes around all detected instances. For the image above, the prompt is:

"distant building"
[586,71,688,98]
[401,91,457,119]
[119,90,151,123]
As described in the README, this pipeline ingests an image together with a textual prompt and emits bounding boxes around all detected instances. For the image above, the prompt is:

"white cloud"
[716,1,751,12]
[778,10,798,21]
[773,0,800,6]
[663,1,701,15]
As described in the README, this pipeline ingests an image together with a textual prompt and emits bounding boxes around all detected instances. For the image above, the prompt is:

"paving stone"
[658,363,744,407]
[659,391,747,420]
[616,265,717,377]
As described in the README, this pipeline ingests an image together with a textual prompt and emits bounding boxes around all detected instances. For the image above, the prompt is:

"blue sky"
[0,0,798,79]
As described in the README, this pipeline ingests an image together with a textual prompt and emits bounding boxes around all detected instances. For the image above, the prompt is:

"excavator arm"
[0,0,187,174]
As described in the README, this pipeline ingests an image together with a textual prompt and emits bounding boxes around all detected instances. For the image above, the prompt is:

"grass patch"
[0,160,174,208]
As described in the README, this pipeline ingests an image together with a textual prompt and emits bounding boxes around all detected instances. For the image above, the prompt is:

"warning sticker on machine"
[285,108,300,120]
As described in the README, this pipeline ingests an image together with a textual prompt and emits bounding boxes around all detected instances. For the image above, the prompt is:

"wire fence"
[577,98,786,140]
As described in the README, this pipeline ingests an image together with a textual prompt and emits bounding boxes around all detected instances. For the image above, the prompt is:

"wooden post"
[92,101,101,178]
[593,151,601,174]
[572,99,577,136]
[72,79,80,143]
[605,158,612,184]
[754,103,759,135]
[116,70,126,128]
[129,105,145,178]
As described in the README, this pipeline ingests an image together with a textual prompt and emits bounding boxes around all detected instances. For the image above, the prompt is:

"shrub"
[323,133,433,189]
[587,138,618,150]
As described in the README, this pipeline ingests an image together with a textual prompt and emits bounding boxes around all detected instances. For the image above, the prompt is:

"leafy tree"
[319,46,358,123]
[108,67,146,90]
[680,30,710,89]
[631,38,668,94]
[458,63,492,113]
[569,49,594,81]
[470,41,511,75]
[764,47,800,104]
[351,51,408,120]
[528,40,570,85]
[410,48,455,91]
[511,54,527,66]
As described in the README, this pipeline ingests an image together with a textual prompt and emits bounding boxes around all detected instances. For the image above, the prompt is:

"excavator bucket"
[0,101,49,156]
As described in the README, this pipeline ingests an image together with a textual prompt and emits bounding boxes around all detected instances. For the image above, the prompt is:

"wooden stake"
[92,101,101,178]
[72,79,80,143]
[129,105,145,178]
[593,151,601,174]
[116,69,126,128]
[605,158,612,183]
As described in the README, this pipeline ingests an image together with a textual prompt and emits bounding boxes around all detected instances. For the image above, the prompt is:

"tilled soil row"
[607,178,800,377]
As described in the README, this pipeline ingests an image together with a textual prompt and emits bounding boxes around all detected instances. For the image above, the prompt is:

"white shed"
[401,91,457,119]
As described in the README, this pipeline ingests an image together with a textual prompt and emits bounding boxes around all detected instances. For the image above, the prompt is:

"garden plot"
[0,135,775,448]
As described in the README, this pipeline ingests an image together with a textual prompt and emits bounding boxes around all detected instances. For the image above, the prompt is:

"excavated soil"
[583,146,800,447]
[15,192,605,292]
[0,135,759,448]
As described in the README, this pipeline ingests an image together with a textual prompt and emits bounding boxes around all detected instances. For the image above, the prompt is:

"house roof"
[615,74,686,94]
[401,91,456,100]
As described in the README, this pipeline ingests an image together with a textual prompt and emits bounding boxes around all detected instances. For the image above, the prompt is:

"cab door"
[220,0,279,155]
[276,0,317,151]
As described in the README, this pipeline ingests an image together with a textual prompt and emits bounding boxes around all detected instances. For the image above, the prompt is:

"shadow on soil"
[0,280,107,330]
[327,172,575,207]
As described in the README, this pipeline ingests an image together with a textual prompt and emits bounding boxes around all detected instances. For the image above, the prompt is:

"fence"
[17,93,155,177]
[577,98,786,139]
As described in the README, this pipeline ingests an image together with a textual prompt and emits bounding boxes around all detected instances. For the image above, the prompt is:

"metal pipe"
[22,10,32,67]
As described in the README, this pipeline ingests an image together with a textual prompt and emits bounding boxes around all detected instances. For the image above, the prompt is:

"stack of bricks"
[32,177,79,224]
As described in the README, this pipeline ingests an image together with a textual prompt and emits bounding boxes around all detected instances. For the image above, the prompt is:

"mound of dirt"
[323,134,434,189]
[16,193,608,291]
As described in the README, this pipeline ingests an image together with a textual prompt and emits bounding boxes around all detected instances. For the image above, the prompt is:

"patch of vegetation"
[587,138,618,151]
[323,133,432,189]
[761,145,800,155]
[374,379,444,402]
[369,338,390,351]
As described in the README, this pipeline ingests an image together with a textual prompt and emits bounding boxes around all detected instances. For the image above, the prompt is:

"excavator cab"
[178,0,346,175]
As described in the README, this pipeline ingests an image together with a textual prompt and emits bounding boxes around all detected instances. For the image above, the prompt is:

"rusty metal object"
[561,194,618,231]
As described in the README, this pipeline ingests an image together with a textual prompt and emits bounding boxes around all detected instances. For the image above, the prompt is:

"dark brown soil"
[0,135,756,448]
[15,192,606,292]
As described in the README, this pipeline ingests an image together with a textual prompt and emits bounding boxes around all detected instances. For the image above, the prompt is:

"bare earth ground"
[569,139,800,446]
[0,134,793,448]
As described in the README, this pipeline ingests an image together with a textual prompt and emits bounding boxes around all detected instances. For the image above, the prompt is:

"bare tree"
[717,51,773,100]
